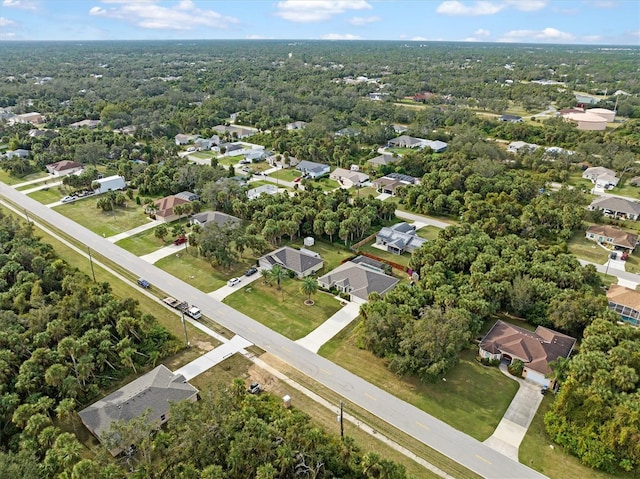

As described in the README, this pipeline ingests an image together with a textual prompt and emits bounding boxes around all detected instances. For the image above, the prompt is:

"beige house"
[585,225,637,252]
[329,167,370,188]
[607,284,640,327]
[153,195,190,222]
[46,160,84,177]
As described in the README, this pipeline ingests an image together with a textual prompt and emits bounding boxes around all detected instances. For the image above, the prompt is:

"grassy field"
[311,176,341,192]
[189,151,214,160]
[54,196,151,236]
[223,278,342,340]
[0,169,48,185]
[566,230,609,264]
[358,242,411,267]
[28,185,68,204]
[319,323,519,441]
[115,224,175,256]
[216,154,245,167]
[416,225,441,240]
[607,177,640,199]
[566,171,596,192]
[355,186,379,198]
[270,168,301,182]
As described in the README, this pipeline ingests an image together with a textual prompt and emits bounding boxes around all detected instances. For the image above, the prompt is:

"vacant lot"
[0,169,48,185]
[116,225,175,256]
[358,242,411,268]
[28,186,68,204]
[269,168,300,182]
[224,278,342,340]
[566,230,609,264]
[320,324,519,441]
[54,196,150,237]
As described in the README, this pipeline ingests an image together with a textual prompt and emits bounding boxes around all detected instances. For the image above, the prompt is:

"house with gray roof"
[3,149,30,159]
[367,154,400,168]
[78,365,198,455]
[376,222,427,254]
[247,184,278,200]
[258,246,323,279]
[286,121,307,130]
[388,135,426,148]
[589,196,640,221]
[330,167,369,188]
[318,259,398,304]
[296,160,330,179]
[424,140,448,153]
[212,124,258,139]
[190,210,241,228]
[582,166,619,189]
[175,191,200,202]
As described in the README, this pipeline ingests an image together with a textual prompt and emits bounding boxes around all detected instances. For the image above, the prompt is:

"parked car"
[186,147,196,152]
[227,277,241,287]
[173,236,187,245]
[245,267,258,276]
[239,159,251,164]
[61,195,76,203]
[186,306,201,320]
[293,177,302,183]
[248,382,261,394]
[137,278,150,288]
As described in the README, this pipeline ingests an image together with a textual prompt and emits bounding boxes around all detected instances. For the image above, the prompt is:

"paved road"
[0,183,547,479]
[395,209,451,229]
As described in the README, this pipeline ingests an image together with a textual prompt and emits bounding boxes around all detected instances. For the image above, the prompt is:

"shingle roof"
[586,224,638,249]
[154,196,189,217]
[479,320,576,375]
[191,211,240,227]
[590,196,640,216]
[318,262,398,301]
[368,154,399,166]
[607,284,640,310]
[377,222,426,251]
[47,160,83,171]
[260,246,323,274]
[78,365,198,447]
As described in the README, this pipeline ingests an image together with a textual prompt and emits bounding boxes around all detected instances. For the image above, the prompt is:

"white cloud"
[89,0,238,30]
[349,15,380,26]
[583,0,617,8]
[411,36,428,41]
[499,27,574,42]
[436,1,505,15]
[0,32,17,40]
[321,33,362,40]
[275,0,372,23]
[0,16,16,26]
[474,28,491,36]
[2,0,37,10]
[505,0,547,11]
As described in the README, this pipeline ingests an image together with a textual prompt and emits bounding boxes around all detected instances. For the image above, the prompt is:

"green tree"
[300,276,318,303]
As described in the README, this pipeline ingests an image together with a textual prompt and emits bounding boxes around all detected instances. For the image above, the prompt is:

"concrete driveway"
[296,301,360,352]
[207,272,262,301]
[484,365,544,461]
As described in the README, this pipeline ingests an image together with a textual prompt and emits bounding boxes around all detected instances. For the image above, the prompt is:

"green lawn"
[416,225,441,241]
[270,168,301,182]
[115,225,174,256]
[28,186,68,204]
[566,230,609,264]
[607,177,640,199]
[190,151,214,160]
[566,171,595,192]
[224,279,342,340]
[319,324,519,441]
[0,169,48,186]
[358,242,411,267]
[54,196,150,236]
[216,155,244,167]
[353,186,379,198]
[310,177,341,192]
[286,238,353,272]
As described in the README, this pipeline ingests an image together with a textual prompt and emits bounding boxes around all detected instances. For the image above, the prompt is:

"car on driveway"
[245,267,258,276]
[61,195,76,203]
[227,277,241,287]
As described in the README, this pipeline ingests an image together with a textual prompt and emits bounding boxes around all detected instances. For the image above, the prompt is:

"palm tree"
[269,264,288,290]
[300,276,318,305]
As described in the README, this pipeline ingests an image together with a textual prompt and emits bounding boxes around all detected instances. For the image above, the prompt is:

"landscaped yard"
[0,169,48,186]
[223,278,342,340]
[416,225,441,241]
[354,186,379,198]
[269,168,301,182]
[54,196,151,237]
[566,230,609,264]
[357,242,411,268]
[319,324,519,441]
[311,177,341,192]
[28,185,68,204]
[115,224,175,256]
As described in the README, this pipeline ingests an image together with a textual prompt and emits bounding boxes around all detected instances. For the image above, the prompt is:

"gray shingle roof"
[191,210,240,227]
[260,246,323,274]
[318,262,398,301]
[590,196,640,216]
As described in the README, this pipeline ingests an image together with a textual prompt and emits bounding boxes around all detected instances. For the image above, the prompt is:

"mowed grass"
[358,242,411,267]
[286,238,353,272]
[519,395,635,479]
[189,151,214,160]
[116,225,174,256]
[28,185,68,204]
[566,230,609,264]
[269,168,300,182]
[54,196,150,236]
[0,169,48,185]
[319,323,519,441]
[416,225,441,240]
[354,186,379,198]
[223,279,342,340]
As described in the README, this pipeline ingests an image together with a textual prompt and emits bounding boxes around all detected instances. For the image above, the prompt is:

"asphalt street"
[1,183,548,479]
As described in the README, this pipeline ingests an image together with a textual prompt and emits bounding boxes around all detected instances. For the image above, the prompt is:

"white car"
[227,277,241,287]
[186,147,196,152]
[61,195,76,203]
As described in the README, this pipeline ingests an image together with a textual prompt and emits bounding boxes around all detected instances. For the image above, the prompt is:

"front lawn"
[223,278,342,340]
[566,230,609,264]
[353,186,379,198]
[416,225,441,240]
[54,196,150,237]
[115,225,175,256]
[319,324,519,441]
[190,151,214,160]
[269,168,301,182]
[0,169,48,186]
[28,186,68,204]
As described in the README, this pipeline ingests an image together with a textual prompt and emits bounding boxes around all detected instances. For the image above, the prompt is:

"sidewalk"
[296,301,360,353]
[174,335,253,380]
[21,180,62,194]
[140,243,186,263]
[12,175,54,188]
[107,219,157,242]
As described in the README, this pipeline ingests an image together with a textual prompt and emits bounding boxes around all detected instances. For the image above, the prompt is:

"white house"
[93,175,126,194]
[329,168,370,188]
[247,184,278,200]
[296,160,330,179]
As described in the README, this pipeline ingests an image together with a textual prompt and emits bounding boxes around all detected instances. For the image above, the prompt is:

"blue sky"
[1,0,638,44]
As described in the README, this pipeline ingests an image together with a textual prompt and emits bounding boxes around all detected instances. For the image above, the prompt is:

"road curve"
[1,183,547,479]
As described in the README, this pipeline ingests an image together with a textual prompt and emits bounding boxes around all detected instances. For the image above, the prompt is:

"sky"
[0,0,638,45]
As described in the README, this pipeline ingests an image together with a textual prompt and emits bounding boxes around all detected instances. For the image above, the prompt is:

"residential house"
[296,160,330,179]
[388,135,426,149]
[11,112,45,125]
[507,141,539,153]
[244,148,269,163]
[267,154,299,168]
[582,166,619,189]
[247,184,278,200]
[3,149,30,159]
[588,196,640,221]
[544,146,573,156]
[286,121,307,130]
[258,246,324,279]
[606,284,640,326]
[629,176,640,187]
[46,160,84,177]
[113,125,137,135]
[375,222,427,255]
[317,260,398,304]
[93,175,126,194]
[479,320,576,387]
[212,124,258,139]
[174,134,199,145]
[392,124,408,134]
[78,365,198,455]
[28,128,50,138]
[372,173,419,195]
[499,114,522,122]
[69,119,101,129]
[190,210,241,228]
[367,154,400,168]
[153,195,190,222]
[424,140,448,153]
[175,191,200,202]
[334,127,360,138]
[329,167,370,188]
[194,136,220,151]
[585,225,638,252]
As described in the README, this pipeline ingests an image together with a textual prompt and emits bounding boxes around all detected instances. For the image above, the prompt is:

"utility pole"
[339,401,344,440]
[181,309,190,348]
[24,209,30,225]
[87,247,96,282]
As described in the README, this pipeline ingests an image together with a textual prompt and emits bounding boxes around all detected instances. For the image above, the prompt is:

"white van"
[186,306,201,320]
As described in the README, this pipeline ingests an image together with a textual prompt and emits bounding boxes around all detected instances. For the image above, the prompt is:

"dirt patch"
[190,339,216,352]
[247,359,283,395]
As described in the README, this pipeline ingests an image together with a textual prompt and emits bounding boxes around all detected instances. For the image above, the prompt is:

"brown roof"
[607,284,640,310]
[586,224,638,249]
[154,195,189,218]
[480,320,576,375]
[48,160,83,172]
